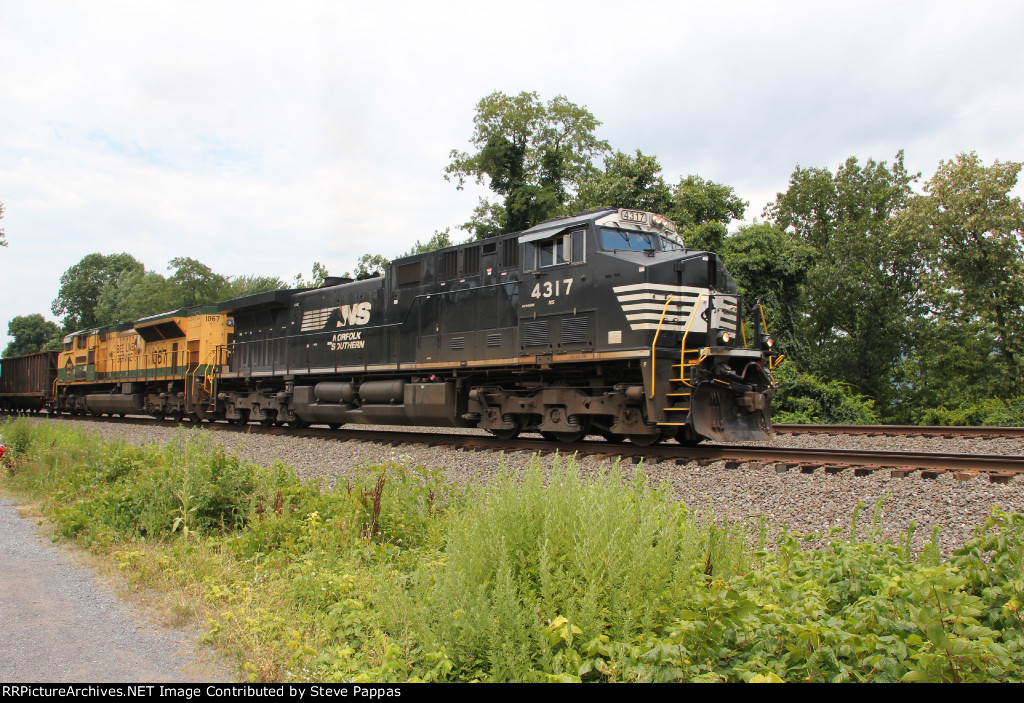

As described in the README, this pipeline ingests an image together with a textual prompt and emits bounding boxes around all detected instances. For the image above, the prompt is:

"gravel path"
[0,496,232,683]
[35,418,1024,555]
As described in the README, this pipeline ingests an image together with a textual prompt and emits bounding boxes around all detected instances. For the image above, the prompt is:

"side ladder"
[651,293,708,429]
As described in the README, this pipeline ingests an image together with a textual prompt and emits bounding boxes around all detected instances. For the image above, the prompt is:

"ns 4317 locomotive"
[51,208,778,444]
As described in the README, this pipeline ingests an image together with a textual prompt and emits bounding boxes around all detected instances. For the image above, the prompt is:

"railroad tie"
[890,468,919,478]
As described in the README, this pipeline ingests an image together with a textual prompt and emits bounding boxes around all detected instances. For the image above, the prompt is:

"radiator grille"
[561,317,589,344]
[523,321,549,347]
[486,333,502,347]
[450,337,465,350]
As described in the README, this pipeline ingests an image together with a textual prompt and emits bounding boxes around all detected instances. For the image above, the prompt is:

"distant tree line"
[4,91,1022,425]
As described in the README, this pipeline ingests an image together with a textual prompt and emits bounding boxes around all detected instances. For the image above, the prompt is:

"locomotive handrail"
[756,303,785,371]
[649,295,676,398]
[680,292,708,387]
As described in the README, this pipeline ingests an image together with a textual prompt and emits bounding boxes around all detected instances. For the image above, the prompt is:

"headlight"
[718,331,733,345]
[760,334,774,350]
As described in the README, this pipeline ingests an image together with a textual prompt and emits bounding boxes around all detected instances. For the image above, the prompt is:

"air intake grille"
[561,317,589,344]
[523,321,548,347]
[486,333,502,347]
[450,337,465,350]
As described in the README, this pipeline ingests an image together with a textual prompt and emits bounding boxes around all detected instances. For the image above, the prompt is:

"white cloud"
[1,0,1023,346]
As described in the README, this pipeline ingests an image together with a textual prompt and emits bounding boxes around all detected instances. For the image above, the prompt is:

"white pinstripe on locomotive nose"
[612,283,738,333]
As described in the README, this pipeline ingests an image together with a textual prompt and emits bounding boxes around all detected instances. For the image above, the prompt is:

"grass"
[4,416,1024,682]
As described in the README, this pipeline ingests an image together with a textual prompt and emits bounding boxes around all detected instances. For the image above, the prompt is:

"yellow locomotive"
[56,306,233,420]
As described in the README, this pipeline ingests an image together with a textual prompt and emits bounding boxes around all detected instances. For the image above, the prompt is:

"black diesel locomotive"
[4,208,777,444]
[215,207,776,444]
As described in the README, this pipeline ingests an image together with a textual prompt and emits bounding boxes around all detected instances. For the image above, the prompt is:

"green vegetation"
[4,417,1024,682]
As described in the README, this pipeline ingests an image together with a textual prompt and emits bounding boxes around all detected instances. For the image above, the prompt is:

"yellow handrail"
[649,295,676,397]
[679,293,708,387]
[757,303,786,370]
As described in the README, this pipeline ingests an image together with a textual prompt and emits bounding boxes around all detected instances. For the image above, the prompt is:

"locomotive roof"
[516,208,616,237]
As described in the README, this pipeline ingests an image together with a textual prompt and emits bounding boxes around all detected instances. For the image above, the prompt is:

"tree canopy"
[51,252,145,331]
[446,91,609,238]
[897,152,1024,406]
[54,253,285,331]
[3,314,62,357]
[764,152,922,410]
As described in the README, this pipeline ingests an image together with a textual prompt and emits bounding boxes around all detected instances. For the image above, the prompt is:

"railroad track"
[775,423,1024,438]
[20,413,1024,484]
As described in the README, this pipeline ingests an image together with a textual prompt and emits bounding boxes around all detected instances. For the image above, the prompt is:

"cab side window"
[525,230,585,271]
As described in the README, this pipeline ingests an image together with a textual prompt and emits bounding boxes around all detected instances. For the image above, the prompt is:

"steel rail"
[775,424,1024,438]
[19,413,1024,477]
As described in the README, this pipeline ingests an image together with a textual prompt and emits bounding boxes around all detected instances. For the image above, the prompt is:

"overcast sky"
[2,0,1023,347]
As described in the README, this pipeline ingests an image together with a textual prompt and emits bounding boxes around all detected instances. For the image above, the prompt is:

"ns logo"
[337,302,371,327]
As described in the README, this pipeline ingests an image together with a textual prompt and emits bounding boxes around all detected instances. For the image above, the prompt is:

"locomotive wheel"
[598,429,626,443]
[259,415,275,428]
[627,433,663,446]
[555,430,587,444]
[328,423,343,430]
[488,427,520,440]
[288,419,310,429]
[540,431,559,442]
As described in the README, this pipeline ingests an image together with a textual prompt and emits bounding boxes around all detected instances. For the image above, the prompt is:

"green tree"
[52,253,145,331]
[93,269,180,326]
[226,274,286,298]
[898,152,1024,404]
[348,255,388,279]
[571,150,673,214]
[719,223,815,354]
[3,314,62,357]
[343,229,458,280]
[446,91,609,238]
[669,175,748,252]
[402,228,454,256]
[765,152,922,414]
[293,261,330,288]
[168,257,229,306]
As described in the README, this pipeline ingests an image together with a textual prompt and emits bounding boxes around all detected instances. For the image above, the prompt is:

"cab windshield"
[599,227,683,252]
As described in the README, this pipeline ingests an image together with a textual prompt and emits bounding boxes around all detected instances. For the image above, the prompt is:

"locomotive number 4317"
[530,278,574,301]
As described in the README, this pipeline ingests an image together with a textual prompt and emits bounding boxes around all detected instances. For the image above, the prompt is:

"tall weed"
[405,454,748,681]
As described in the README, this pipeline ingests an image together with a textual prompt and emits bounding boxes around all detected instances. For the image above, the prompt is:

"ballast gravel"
[21,418,1024,554]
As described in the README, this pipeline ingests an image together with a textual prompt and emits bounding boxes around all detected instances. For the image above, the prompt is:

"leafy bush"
[917,397,1024,427]
[772,362,881,424]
